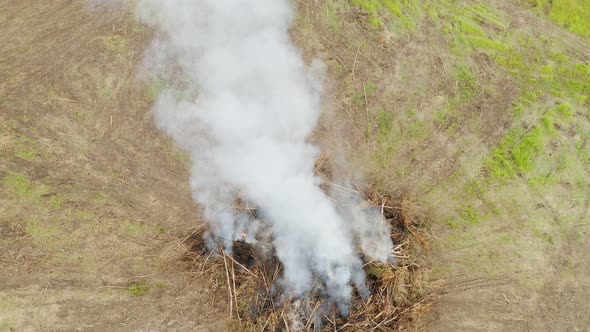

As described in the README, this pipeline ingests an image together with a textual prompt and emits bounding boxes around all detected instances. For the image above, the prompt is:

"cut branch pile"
[182,184,433,331]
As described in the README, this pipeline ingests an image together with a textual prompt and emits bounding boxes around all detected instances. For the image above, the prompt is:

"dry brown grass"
[0,2,230,330]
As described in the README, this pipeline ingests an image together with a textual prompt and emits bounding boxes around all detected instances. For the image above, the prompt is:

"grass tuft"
[101,35,128,53]
[128,284,150,297]
[3,172,34,197]
[461,206,480,225]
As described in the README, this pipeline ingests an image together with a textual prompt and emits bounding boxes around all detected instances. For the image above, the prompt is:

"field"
[1,0,589,331]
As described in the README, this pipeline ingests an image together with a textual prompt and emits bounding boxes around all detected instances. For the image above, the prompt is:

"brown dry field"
[1,0,589,331]
[1,1,228,330]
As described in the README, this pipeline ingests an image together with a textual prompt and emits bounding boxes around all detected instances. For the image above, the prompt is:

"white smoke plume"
[109,0,393,315]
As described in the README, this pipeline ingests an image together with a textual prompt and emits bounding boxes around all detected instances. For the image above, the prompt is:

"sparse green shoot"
[26,220,62,240]
[461,205,480,225]
[3,173,36,198]
[101,35,128,53]
[128,284,150,297]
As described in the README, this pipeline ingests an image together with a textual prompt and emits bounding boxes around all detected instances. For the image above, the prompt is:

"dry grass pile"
[181,182,432,331]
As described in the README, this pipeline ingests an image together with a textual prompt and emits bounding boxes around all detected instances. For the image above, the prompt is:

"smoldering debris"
[136,0,394,316]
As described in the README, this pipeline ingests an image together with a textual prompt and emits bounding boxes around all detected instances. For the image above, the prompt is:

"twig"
[231,259,240,321]
[41,280,50,303]
[221,248,233,318]
[0,258,19,263]
[260,314,271,331]
[391,254,410,259]
[393,241,409,251]
[363,82,370,128]
[132,272,160,278]
[305,301,322,332]
[332,308,337,332]
[174,279,199,296]
[313,155,327,175]
[164,226,204,255]
[322,314,335,329]
[281,304,291,332]
[224,253,257,278]
[260,267,275,309]
[372,315,397,331]
[52,97,77,103]
[320,40,348,72]
[326,182,357,193]
[352,44,361,82]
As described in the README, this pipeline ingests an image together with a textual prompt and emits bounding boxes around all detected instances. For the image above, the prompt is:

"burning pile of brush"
[184,174,431,331]
[116,0,434,329]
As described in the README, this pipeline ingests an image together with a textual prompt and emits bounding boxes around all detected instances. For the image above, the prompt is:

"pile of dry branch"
[182,183,432,331]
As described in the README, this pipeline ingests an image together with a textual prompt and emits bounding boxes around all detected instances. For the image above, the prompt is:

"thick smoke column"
[135,0,393,313]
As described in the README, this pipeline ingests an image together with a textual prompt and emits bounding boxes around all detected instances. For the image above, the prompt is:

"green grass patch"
[451,16,486,37]
[383,0,423,32]
[48,195,66,209]
[365,82,379,96]
[438,3,511,58]
[446,219,460,229]
[464,2,507,30]
[377,109,394,143]
[531,226,554,244]
[527,0,590,37]
[128,283,150,297]
[498,234,516,245]
[351,0,384,28]
[406,120,429,140]
[122,222,156,237]
[485,125,547,179]
[97,76,115,98]
[148,79,169,101]
[70,211,96,221]
[3,172,37,197]
[101,35,128,53]
[434,108,451,127]
[455,64,478,102]
[461,205,481,225]
[324,0,345,32]
[511,127,544,172]
[555,102,574,118]
[14,137,38,161]
[351,0,425,31]
[444,233,477,250]
[540,115,556,134]
[90,192,110,206]
[26,220,62,240]
[154,282,167,289]
[373,109,396,168]
[15,147,36,161]
[465,179,486,199]
[534,60,590,103]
